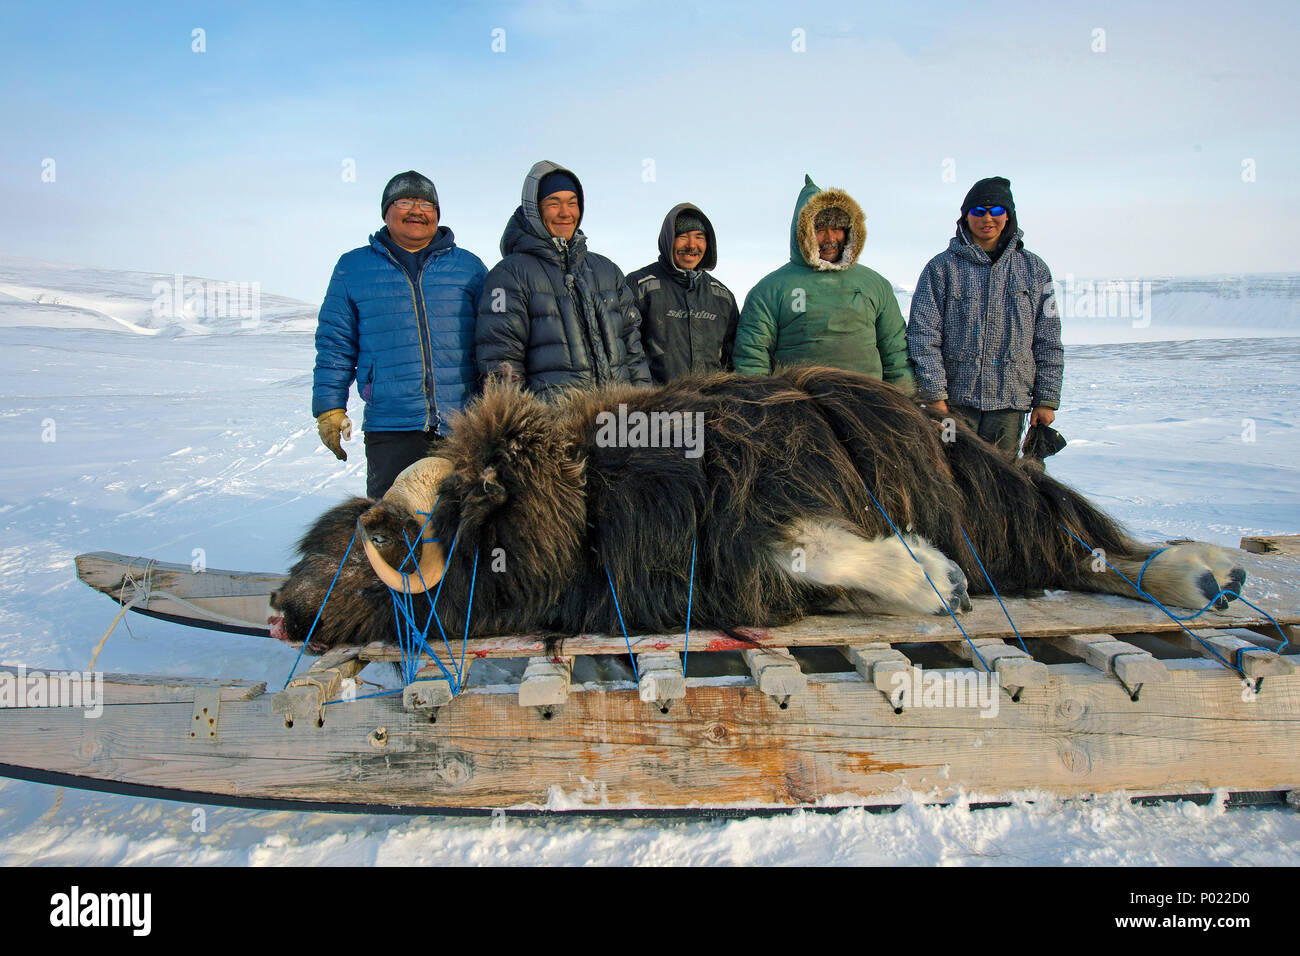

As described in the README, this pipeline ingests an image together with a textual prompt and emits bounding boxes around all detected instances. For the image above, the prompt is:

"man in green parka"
[732,176,914,394]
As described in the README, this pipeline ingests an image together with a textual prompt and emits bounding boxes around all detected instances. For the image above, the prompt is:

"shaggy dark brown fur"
[271,366,1242,652]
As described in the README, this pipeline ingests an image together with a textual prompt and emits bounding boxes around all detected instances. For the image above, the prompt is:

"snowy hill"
[0,255,317,336]
[893,273,1300,344]
[2,255,1297,345]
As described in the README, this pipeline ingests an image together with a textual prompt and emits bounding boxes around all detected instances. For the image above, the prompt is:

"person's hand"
[316,409,352,461]
[1030,406,1056,428]
[927,399,950,416]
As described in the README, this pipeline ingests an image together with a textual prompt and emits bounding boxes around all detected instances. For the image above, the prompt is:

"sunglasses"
[969,205,1007,218]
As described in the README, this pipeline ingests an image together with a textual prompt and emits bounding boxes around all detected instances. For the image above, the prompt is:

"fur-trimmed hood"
[789,174,867,272]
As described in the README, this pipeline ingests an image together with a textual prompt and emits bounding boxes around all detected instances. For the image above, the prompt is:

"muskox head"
[270,456,452,652]
[272,380,596,652]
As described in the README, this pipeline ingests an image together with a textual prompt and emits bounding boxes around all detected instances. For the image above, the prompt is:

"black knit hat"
[961,176,1014,216]
[382,171,439,218]
[538,170,581,206]
[674,211,707,236]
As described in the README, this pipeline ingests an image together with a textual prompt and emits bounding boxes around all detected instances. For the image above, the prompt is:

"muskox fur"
[271,366,1245,653]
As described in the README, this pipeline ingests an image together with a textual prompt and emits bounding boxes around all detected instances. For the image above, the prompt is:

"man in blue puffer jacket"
[313,171,487,497]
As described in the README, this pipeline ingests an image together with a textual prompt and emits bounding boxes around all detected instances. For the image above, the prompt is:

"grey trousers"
[950,405,1026,457]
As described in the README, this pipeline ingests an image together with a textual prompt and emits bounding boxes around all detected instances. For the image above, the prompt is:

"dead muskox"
[270,366,1246,653]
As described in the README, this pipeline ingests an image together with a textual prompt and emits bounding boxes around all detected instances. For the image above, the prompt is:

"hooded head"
[657,202,718,273]
[790,175,866,272]
[957,176,1019,252]
[521,160,584,239]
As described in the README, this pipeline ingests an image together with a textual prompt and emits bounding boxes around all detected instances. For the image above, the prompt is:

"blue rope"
[283,527,357,689]
[684,535,696,676]
[1136,546,1170,592]
[1057,525,1274,675]
[287,498,486,705]
[459,547,479,686]
[860,486,992,672]
[388,511,470,693]
[959,525,1028,653]
[605,565,640,681]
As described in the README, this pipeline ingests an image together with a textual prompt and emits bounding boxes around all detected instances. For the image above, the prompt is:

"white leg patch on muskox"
[773,519,971,616]
[1108,541,1247,611]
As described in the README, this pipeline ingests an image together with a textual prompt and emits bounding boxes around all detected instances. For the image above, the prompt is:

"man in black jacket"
[627,203,740,384]
[475,161,651,397]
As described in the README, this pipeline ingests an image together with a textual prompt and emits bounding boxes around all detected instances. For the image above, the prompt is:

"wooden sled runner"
[1,538,1297,815]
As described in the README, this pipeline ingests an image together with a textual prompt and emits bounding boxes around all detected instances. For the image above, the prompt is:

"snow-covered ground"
[0,256,1298,865]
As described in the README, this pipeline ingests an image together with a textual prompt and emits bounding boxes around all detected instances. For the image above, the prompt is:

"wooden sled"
[0,538,1297,816]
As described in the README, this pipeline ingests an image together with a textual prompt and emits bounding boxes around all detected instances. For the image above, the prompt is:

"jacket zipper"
[379,245,433,432]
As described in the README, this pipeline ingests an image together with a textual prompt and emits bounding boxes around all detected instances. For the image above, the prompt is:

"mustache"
[819,241,843,252]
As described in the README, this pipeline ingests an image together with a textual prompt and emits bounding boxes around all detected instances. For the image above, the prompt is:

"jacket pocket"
[1009,283,1035,326]
[1007,354,1036,407]
[826,289,866,333]
[359,364,375,403]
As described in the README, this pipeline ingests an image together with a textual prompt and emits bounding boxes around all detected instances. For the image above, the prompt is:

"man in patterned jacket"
[906,176,1063,456]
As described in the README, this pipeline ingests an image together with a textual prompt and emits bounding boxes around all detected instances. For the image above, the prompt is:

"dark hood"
[656,202,718,274]
[500,160,589,268]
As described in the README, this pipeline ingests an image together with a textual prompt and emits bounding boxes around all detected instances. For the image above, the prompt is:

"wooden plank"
[76,551,286,596]
[1050,633,1170,689]
[76,551,282,632]
[83,548,1300,658]
[742,647,807,699]
[1240,535,1300,557]
[1,660,1296,810]
[350,548,1300,660]
[636,652,686,706]
[518,657,572,708]
[0,666,264,704]
[403,665,455,714]
[840,643,913,695]
[1159,631,1296,679]
[272,655,367,722]
[1243,623,1299,648]
[950,639,1048,690]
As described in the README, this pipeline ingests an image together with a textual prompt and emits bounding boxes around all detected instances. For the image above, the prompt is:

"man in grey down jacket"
[314,170,487,497]
[907,176,1063,456]
[475,161,651,396]
[626,203,739,383]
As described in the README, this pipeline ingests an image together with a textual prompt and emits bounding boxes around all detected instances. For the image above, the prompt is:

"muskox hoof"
[1138,542,1247,612]
[893,537,970,617]
[947,565,973,614]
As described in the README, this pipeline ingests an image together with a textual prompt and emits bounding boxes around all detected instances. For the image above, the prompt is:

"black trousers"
[364,429,440,499]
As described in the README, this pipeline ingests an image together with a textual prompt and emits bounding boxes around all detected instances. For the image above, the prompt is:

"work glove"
[316,409,352,461]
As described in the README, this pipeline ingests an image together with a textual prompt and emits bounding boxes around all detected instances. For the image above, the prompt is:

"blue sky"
[2,0,1297,303]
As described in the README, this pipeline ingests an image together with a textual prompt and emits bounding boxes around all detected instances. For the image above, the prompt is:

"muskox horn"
[359,456,454,594]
